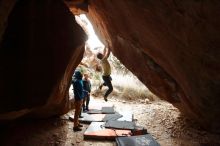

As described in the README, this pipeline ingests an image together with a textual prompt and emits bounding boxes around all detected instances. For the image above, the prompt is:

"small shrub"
[111,74,157,101]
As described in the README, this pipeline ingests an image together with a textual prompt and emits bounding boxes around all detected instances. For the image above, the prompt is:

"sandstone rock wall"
[87,0,220,132]
[0,0,87,120]
[1,0,220,133]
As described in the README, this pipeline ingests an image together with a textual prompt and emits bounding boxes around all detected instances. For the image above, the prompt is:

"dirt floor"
[1,96,220,146]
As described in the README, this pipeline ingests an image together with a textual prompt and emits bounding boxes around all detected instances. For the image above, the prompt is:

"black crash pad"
[116,134,160,146]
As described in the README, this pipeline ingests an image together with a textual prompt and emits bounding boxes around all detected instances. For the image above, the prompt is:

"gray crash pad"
[117,111,133,122]
[87,106,115,114]
[69,111,132,123]
[102,113,123,122]
[69,113,106,124]
[105,121,136,130]
[84,122,131,140]
[101,106,115,114]
[87,109,102,114]
[116,134,160,146]
[79,113,106,123]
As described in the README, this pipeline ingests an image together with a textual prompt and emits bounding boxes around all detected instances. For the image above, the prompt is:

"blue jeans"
[82,91,90,110]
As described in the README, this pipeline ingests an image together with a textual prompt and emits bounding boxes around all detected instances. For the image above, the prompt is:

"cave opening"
[72,14,158,104]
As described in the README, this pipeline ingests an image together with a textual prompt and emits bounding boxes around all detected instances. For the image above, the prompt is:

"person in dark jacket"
[72,70,84,131]
[82,73,91,112]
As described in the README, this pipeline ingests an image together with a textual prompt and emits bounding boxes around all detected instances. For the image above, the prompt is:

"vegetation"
[111,73,158,101]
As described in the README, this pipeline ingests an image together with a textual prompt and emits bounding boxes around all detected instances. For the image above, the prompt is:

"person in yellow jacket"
[97,47,113,102]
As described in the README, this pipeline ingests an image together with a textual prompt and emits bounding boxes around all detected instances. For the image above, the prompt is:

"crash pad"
[87,109,102,114]
[132,126,148,136]
[116,134,160,146]
[101,106,115,114]
[69,111,133,123]
[84,122,131,140]
[87,106,115,114]
[102,113,123,122]
[117,111,133,122]
[105,121,136,130]
[69,113,106,123]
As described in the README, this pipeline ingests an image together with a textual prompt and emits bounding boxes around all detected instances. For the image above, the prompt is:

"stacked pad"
[84,122,132,140]
[72,105,158,145]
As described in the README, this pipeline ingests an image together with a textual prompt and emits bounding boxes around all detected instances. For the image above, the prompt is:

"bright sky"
[75,14,104,51]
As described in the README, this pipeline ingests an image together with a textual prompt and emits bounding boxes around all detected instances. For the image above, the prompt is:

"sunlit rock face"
[0,0,87,119]
[86,0,220,132]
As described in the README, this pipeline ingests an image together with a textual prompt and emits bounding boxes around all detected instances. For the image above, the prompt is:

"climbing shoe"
[99,85,103,90]
[73,126,82,132]
[78,124,83,127]
[104,96,108,102]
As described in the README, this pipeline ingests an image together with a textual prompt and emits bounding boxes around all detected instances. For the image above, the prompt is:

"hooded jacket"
[72,71,83,100]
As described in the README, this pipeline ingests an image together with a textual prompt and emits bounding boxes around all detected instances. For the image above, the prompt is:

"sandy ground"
[1,96,220,146]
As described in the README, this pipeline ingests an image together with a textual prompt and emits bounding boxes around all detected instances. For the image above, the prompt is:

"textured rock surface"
[0,0,17,42]
[86,0,220,132]
[1,0,220,133]
[0,0,87,119]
